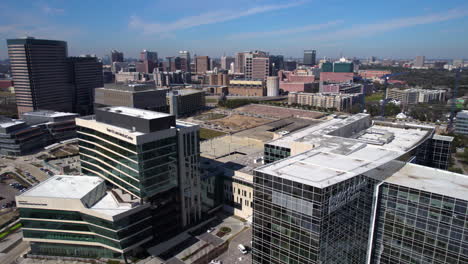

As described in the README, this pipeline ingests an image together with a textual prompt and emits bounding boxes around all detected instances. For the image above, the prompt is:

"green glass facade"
[77,126,178,199]
[21,207,152,259]
[264,144,291,164]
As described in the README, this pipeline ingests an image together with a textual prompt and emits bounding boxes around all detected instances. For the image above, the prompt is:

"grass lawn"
[0,223,21,240]
[366,92,384,102]
[199,128,226,140]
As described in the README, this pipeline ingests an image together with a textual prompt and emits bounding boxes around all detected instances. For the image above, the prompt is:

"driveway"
[215,227,252,264]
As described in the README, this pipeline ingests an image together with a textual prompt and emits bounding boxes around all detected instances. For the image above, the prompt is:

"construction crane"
[380,72,407,117]
[448,67,462,131]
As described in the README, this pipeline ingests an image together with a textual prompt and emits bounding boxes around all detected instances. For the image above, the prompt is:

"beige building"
[167,89,206,117]
[228,79,266,96]
[288,92,364,112]
[386,88,446,105]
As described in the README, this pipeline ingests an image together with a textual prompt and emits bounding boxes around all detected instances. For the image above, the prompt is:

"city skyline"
[1,0,468,60]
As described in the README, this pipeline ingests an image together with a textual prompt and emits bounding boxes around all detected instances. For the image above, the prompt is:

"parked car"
[238,244,248,254]
[207,227,215,233]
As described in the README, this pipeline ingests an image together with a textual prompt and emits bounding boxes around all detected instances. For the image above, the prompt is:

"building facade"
[167,89,206,117]
[17,175,153,260]
[303,50,316,66]
[111,50,124,63]
[288,92,364,112]
[0,117,45,156]
[22,111,78,145]
[195,56,210,74]
[455,110,468,135]
[7,37,73,115]
[76,107,202,237]
[228,80,266,96]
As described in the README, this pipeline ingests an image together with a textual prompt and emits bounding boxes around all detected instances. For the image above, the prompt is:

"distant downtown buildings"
[253,114,465,264]
[7,37,103,116]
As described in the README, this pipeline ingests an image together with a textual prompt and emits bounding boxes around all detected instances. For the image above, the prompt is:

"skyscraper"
[7,37,73,115]
[111,50,124,63]
[269,55,284,76]
[235,52,246,73]
[67,56,103,115]
[303,50,316,66]
[178,51,191,72]
[414,56,425,68]
[140,50,158,63]
[244,51,269,80]
[76,107,202,236]
[195,55,210,74]
[221,56,235,70]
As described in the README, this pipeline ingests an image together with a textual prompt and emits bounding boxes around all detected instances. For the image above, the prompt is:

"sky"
[1,0,468,60]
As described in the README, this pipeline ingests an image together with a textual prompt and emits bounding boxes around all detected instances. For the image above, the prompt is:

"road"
[0,241,29,264]
[216,227,252,264]
[0,158,49,183]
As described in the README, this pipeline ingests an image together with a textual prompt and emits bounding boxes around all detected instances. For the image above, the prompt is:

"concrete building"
[17,175,153,260]
[267,76,280,96]
[178,51,191,72]
[288,92,364,112]
[111,50,124,63]
[235,52,246,73]
[167,89,205,117]
[455,110,468,135]
[358,70,391,81]
[154,70,191,87]
[320,83,363,94]
[94,84,168,112]
[76,107,202,238]
[414,55,425,68]
[22,111,78,145]
[386,88,446,104]
[114,72,141,83]
[245,51,269,80]
[221,56,235,70]
[320,72,354,83]
[67,56,104,115]
[253,115,464,264]
[284,60,297,71]
[303,50,316,66]
[228,79,266,96]
[195,56,210,74]
[278,70,317,92]
[0,117,45,156]
[7,37,74,115]
[208,73,230,86]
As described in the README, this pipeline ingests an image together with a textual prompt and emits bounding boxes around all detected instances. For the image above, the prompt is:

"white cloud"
[42,6,65,15]
[227,20,343,39]
[306,9,468,42]
[129,1,307,35]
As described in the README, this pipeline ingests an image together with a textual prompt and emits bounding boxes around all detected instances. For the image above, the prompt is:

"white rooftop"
[23,111,78,118]
[20,175,103,199]
[102,106,172,120]
[385,163,468,201]
[0,119,24,128]
[258,114,434,188]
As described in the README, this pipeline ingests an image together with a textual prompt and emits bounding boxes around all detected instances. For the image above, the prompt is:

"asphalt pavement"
[215,228,252,264]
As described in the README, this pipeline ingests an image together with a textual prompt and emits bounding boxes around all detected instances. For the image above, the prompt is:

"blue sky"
[1,0,468,59]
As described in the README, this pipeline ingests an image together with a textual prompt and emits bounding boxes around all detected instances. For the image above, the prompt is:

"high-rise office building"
[252,115,464,264]
[76,107,202,236]
[455,110,468,135]
[195,55,210,74]
[269,55,284,76]
[111,50,124,63]
[7,37,74,115]
[303,50,316,66]
[221,56,235,70]
[140,50,158,63]
[244,51,269,80]
[67,56,104,115]
[235,52,246,73]
[414,56,425,68]
[178,51,191,72]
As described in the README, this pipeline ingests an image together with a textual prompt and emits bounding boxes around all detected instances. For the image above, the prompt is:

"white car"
[210,260,222,264]
[238,244,248,254]
[207,227,215,233]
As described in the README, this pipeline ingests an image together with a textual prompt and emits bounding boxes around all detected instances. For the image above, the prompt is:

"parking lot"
[0,179,22,209]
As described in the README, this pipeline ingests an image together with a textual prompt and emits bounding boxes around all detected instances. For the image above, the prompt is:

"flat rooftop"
[384,163,468,201]
[20,175,103,199]
[169,89,204,96]
[23,111,78,118]
[100,106,172,120]
[0,118,24,129]
[257,115,433,188]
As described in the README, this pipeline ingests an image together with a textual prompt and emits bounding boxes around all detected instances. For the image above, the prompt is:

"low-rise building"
[17,175,153,259]
[455,110,468,135]
[167,89,206,117]
[22,111,78,145]
[386,88,446,104]
[114,72,141,83]
[228,79,266,96]
[288,92,364,112]
[0,117,45,156]
[94,84,168,112]
[320,82,364,94]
